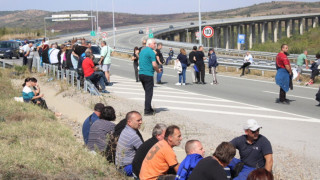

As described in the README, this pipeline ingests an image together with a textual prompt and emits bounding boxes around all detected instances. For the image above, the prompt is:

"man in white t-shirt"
[22,40,29,65]
[48,44,60,65]
[239,52,253,77]
[99,41,114,83]
[24,43,34,73]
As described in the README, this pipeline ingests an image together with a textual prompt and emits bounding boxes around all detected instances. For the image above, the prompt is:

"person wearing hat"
[228,119,273,180]
[82,103,105,145]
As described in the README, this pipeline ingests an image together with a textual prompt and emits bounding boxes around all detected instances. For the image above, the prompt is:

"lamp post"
[112,0,116,48]
[198,0,202,45]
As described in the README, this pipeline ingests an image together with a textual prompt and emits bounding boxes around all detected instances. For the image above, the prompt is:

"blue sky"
[1,0,319,14]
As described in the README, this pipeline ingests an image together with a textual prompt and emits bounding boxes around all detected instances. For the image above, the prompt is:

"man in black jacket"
[195,46,206,84]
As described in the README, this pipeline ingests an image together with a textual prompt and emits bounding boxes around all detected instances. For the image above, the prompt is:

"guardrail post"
[66,70,70,84]
[84,81,88,93]
[57,70,60,80]
[77,79,80,90]
[71,71,75,87]
[262,70,265,76]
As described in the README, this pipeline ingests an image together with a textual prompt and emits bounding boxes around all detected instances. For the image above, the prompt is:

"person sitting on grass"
[175,140,205,180]
[87,106,116,152]
[22,77,45,106]
[29,77,48,109]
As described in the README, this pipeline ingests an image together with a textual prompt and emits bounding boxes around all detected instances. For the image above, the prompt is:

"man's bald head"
[185,140,205,157]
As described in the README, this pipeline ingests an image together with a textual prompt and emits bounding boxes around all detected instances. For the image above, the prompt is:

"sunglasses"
[250,129,260,133]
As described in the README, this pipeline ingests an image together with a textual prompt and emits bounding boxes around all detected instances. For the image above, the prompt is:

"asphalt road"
[2,21,319,162]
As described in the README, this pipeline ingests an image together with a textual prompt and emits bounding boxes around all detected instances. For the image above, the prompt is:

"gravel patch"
[13,74,320,180]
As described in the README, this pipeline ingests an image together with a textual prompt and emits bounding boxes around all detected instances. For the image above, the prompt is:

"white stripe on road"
[111,91,231,102]
[107,86,197,95]
[164,106,320,123]
[263,91,315,100]
[130,98,274,111]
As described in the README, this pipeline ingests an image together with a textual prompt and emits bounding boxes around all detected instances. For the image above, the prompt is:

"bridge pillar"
[264,22,269,42]
[237,25,242,50]
[179,32,186,42]
[299,18,304,35]
[230,25,235,49]
[278,20,282,40]
[249,24,254,49]
[272,21,278,42]
[223,26,230,50]
[305,18,309,32]
[214,27,219,48]
[261,22,266,43]
[292,19,296,35]
[257,23,261,43]
[312,17,318,28]
[190,30,196,43]
[217,27,222,48]
[285,20,291,38]
[169,34,175,41]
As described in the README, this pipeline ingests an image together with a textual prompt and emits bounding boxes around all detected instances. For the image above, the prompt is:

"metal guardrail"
[114,46,313,75]
[154,39,317,62]
[0,58,101,96]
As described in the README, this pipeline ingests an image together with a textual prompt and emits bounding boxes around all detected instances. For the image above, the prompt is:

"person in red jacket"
[82,51,110,93]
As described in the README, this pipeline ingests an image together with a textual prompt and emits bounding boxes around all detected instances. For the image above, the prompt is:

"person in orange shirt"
[139,125,182,180]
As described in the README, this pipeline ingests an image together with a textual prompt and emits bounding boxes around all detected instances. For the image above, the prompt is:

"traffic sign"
[149,29,153,38]
[90,31,96,36]
[195,31,200,40]
[238,34,245,44]
[202,26,214,38]
[101,31,108,38]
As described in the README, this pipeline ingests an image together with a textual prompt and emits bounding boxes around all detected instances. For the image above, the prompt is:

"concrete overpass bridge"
[154,13,320,50]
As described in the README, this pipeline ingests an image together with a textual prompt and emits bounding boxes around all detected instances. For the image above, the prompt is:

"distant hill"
[1,1,320,36]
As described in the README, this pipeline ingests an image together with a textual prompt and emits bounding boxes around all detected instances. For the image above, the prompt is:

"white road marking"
[111,91,231,102]
[165,106,320,123]
[130,98,274,111]
[263,91,315,100]
[163,74,177,77]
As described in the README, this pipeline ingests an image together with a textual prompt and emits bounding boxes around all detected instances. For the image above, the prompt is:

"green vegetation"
[251,27,320,55]
[0,27,42,40]
[0,69,126,179]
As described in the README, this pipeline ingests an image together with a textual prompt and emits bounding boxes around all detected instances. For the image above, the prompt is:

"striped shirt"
[116,125,143,167]
[87,119,115,152]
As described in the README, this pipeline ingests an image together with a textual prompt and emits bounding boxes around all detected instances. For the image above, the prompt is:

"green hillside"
[251,27,320,55]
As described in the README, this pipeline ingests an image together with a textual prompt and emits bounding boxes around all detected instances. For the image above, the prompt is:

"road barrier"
[0,57,101,96]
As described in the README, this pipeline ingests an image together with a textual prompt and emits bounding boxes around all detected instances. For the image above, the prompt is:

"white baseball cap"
[243,119,262,131]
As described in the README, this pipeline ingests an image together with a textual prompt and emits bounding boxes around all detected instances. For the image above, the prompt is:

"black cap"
[94,103,105,112]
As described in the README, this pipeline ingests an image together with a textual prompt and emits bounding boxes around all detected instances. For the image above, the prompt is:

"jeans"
[211,67,217,83]
[165,56,172,65]
[139,74,154,114]
[71,55,78,69]
[228,158,255,180]
[196,62,205,83]
[133,61,139,82]
[85,71,106,91]
[279,88,286,102]
[27,57,33,73]
[240,62,251,75]
[23,53,28,65]
[179,63,187,83]
[157,64,163,83]
[190,64,196,83]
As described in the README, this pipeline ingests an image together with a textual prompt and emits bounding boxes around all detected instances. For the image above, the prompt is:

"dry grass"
[0,33,38,41]
[0,69,128,179]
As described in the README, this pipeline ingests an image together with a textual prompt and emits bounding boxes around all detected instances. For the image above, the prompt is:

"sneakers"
[175,82,182,85]
[182,83,186,86]
[101,90,110,94]
[296,80,302,83]
[144,110,155,116]
[305,82,313,86]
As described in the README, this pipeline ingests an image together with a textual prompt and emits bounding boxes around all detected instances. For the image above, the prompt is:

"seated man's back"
[132,124,167,178]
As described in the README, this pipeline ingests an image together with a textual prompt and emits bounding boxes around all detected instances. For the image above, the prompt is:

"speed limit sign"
[202,26,214,38]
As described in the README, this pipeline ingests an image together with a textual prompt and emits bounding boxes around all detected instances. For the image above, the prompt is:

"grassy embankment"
[251,27,320,55]
[0,27,42,40]
[0,68,126,179]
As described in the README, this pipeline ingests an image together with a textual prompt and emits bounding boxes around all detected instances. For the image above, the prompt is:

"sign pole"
[198,0,202,45]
